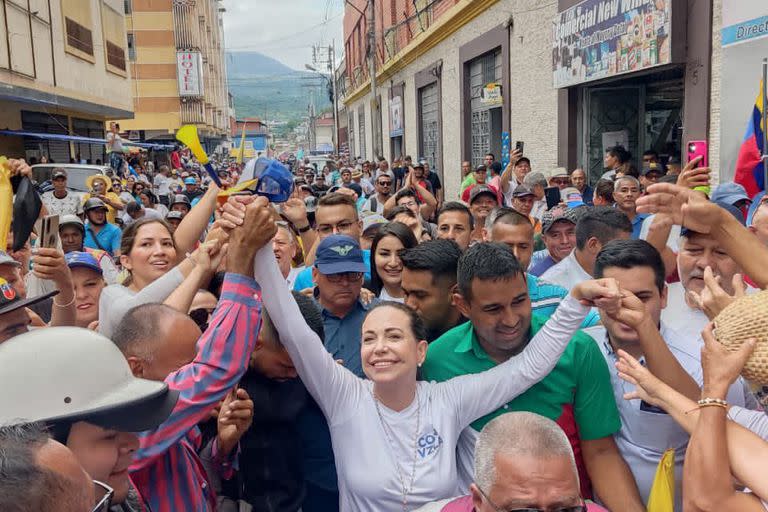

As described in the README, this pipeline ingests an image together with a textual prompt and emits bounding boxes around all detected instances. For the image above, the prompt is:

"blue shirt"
[318,298,375,378]
[529,250,557,277]
[292,249,372,291]
[84,222,122,256]
[527,273,600,328]
[631,213,650,239]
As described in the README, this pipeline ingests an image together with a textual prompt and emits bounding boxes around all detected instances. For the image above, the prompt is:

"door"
[582,86,643,182]
[419,82,439,171]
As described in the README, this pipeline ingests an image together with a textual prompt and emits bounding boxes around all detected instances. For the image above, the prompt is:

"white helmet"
[0,327,178,430]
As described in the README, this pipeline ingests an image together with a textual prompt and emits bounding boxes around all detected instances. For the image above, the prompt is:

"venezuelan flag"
[734,79,766,198]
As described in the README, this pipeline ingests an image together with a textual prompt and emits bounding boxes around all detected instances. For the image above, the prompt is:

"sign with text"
[480,83,502,106]
[553,0,672,88]
[177,51,203,97]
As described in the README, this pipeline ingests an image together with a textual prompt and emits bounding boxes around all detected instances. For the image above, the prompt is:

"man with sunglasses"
[415,412,606,512]
[362,174,393,214]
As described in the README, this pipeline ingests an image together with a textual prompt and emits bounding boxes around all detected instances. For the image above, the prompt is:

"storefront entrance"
[580,68,684,182]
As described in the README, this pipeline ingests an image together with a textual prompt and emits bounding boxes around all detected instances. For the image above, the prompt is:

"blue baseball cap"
[681,201,744,237]
[710,182,750,207]
[747,190,767,226]
[184,177,197,185]
[65,251,102,275]
[314,234,367,275]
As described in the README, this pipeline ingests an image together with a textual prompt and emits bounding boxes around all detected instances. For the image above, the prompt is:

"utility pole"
[329,42,339,155]
[367,0,379,159]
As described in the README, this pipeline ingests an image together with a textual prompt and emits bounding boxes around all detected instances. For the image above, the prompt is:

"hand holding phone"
[515,141,525,155]
[545,187,561,210]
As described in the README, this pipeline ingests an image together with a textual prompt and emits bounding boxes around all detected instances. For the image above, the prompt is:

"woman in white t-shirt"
[370,222,418,303]
[252,244,617,511]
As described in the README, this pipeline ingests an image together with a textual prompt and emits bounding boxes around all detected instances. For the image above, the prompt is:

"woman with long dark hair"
[370,222,418,302]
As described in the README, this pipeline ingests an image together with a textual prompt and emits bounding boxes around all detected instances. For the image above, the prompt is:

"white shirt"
[41,191,83,217]
[501,176,520,207]
[661,282,759,347]
[253,248,589,512]
[379,288,405,303]
[539,250,591,292]
[584,324,759,511]
[361,194,387,214]
[531,199,547,220]
[153,174,172,196]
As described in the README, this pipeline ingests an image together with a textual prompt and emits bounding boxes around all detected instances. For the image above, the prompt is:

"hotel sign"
[177,51,203,97]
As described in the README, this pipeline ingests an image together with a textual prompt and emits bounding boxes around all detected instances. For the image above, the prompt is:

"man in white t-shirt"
[541,206,632,291]
[153,165,172,206]
[41,169,83,217]
[587,239,758,511]
[660,203,758,345]
[360,173,392,214]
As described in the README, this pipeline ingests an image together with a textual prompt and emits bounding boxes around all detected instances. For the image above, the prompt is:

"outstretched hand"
[636,183,718,234]
[615,349,671,409]
[601,289,647,330]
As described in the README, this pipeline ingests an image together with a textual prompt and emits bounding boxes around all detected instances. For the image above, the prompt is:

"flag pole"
[763,57,768,190]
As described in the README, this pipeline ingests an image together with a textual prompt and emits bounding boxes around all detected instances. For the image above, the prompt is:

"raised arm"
[616,344,768,503]
[499,149,522,194]
[131,197,275,470]
[446,279,620,426]
[172,183,220,260]
[253,245,361,424]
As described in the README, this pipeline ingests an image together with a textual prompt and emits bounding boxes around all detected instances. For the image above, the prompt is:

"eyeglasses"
[476,485,587,512]
[324,271,363,283]
[399,200,418,209]
[189,307,215,332]
[378,181,392,186]
[316,221,356,236]
[92,480,114,512]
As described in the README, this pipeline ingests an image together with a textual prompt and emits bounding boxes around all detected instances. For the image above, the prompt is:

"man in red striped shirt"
[113,197,277,512]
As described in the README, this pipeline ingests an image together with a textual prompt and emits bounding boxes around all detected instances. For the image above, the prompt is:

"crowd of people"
[0,142,767,512]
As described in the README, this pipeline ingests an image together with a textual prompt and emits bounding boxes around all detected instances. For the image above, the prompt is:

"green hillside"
[227,51,332,125]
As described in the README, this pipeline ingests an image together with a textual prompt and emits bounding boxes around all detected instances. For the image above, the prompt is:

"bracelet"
[53,294,76,308]
[698,397,728,409]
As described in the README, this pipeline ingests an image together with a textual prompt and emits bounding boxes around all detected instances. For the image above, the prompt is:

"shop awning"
[0,129,175,150]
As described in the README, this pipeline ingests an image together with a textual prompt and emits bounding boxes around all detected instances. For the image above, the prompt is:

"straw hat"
[85,174,112,192]
[714,289,768,385]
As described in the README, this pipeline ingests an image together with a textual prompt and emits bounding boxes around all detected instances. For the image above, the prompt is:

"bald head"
[113,303,202,381]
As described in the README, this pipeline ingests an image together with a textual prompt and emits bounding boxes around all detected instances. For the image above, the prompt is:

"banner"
[553,0,672,88]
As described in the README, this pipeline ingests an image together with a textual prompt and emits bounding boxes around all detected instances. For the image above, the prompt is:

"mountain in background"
[226,51,331,129]
[225,51,295,76]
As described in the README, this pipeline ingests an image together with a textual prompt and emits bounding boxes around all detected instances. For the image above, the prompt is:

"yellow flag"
[236,122,247,165]
[646,448,675,512]
[0,157,12,247]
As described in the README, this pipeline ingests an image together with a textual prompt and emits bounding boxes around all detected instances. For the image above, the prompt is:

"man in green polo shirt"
[422,242,644,512]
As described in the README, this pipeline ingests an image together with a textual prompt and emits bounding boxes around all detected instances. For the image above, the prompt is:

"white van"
[31,164,111,193]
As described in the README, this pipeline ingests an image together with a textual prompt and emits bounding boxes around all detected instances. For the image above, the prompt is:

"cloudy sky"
[221,0,345,70]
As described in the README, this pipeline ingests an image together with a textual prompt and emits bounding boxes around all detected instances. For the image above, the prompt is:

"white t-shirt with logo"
[584,324,759,511]
[41,191,83,217]
[252,248,589,512]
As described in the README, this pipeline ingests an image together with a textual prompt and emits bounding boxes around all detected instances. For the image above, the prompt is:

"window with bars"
[127,33,136,60]
[348,111,356,158]
[106,41,126,70]
[419,83,439,171]
[65,18,94,55]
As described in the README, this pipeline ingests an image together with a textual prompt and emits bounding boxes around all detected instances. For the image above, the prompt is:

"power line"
[225,11,343,50]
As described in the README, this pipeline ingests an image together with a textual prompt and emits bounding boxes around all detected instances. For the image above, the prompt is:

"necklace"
[372,387,421,511]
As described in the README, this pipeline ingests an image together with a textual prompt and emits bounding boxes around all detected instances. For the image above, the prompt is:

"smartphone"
[39,215,60,249]
[515,141,525,154]
[687,140,708,169]
[545,187,561,210]
[687,140,710,195]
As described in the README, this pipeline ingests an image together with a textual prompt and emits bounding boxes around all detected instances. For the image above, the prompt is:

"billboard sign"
[553,0,673,88]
